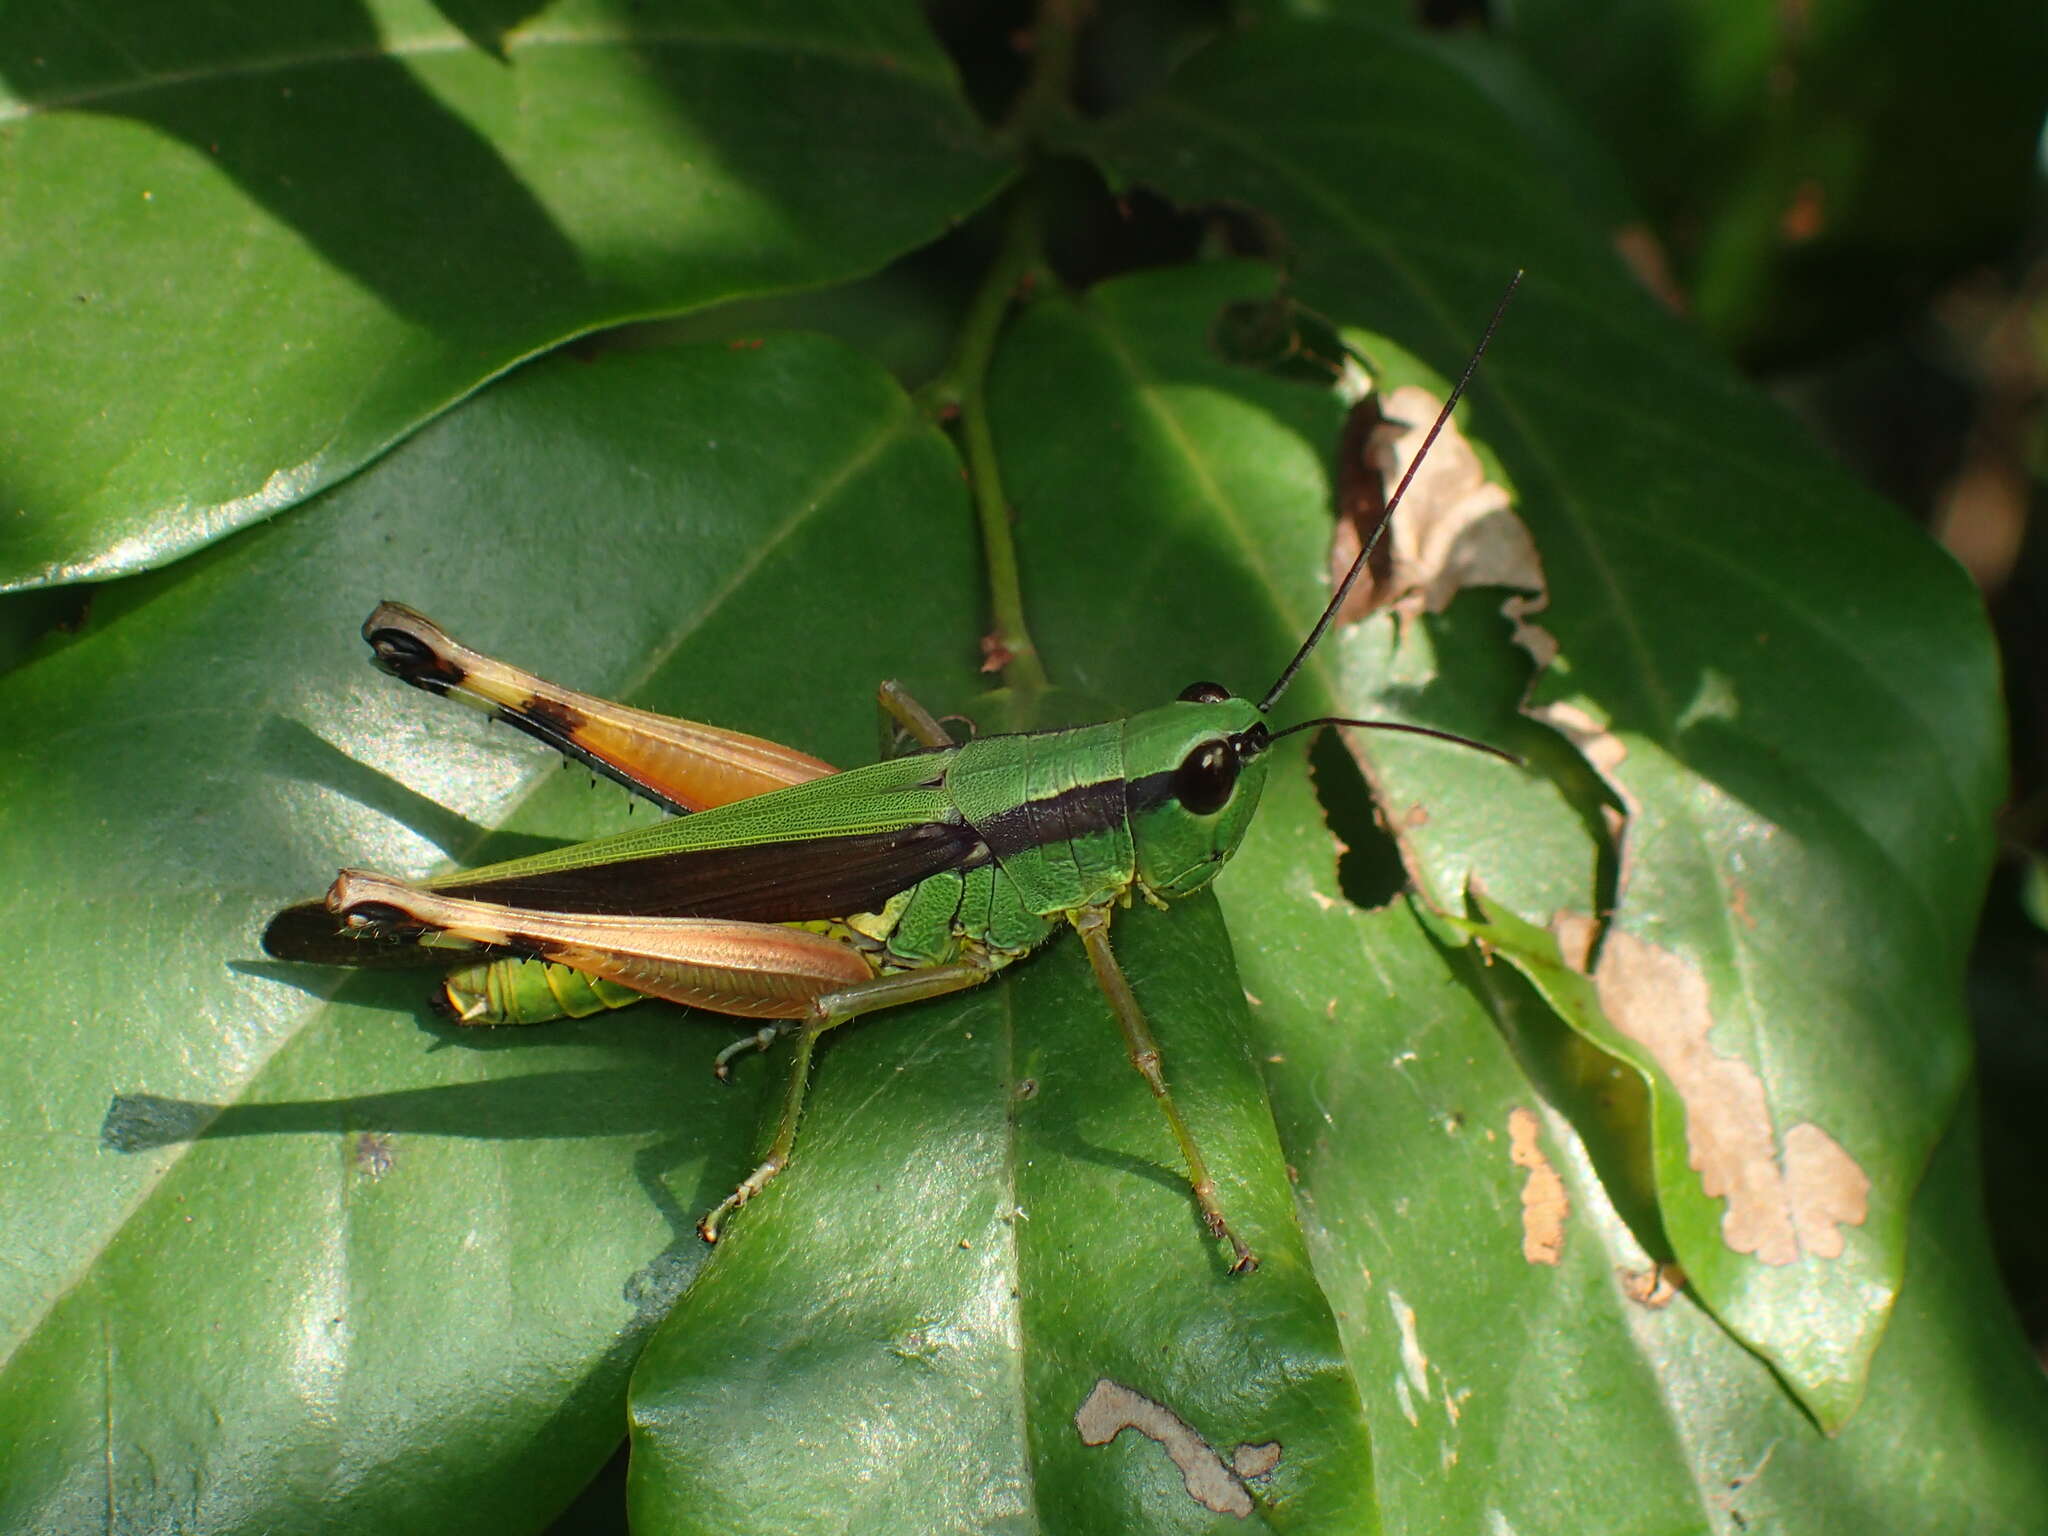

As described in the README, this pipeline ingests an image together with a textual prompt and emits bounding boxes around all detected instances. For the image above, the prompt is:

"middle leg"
[1069,904,1258,1274]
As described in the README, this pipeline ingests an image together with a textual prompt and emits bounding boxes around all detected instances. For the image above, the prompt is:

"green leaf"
[0,0,1010,589]
[1234,830,2048,1531]
[1501,0,2048,358]
[0,335,987,1532]
[6,7,2040,1529]
[1083,17,2003,1428]
[980,244,2044,1520]
[629,894,1373,1535]
[626,276,1376,1528]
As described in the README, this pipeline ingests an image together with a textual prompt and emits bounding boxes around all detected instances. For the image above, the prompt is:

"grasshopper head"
[1119,278,1526,906]
[1123,683,1272,900]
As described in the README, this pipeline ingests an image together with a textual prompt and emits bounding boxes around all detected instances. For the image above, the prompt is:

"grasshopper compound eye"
[1179,680,1231,703]
[1173,739,1240,815]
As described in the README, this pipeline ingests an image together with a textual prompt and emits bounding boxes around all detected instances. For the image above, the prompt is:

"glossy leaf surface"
[3,7,2039,1532]
[0,336,989,1532]
[0,0,1009,587]
[1085,18,2003,1427]
[631,893,1372,1535]
[976,228,2038,1521]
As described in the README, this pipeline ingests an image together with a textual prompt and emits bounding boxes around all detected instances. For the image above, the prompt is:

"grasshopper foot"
[697,1154,786,1244]
[712,1024,790,1082]
[1205,1212,1259,1275]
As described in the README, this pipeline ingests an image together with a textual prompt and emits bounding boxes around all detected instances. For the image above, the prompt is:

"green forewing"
[419,753,976,923]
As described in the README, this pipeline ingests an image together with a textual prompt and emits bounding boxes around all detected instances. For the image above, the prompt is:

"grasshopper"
[266,291,1517,1273]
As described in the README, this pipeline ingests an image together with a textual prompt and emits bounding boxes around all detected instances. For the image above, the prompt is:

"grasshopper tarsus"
[712,1024,791,1082]
[1199,1196,1258,1275]
[700,1153,785,1244]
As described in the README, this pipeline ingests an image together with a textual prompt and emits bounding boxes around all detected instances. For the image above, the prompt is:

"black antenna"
[1257,271,1523,714]
[1268,715,1522,766]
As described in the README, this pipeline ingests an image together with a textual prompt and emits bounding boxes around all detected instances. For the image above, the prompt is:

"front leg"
[1069,904,1258,1275]
[875,678,958,756]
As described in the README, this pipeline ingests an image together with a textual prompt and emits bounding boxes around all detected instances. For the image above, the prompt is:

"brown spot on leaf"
[1232,1441,1282,1479]
[1506,648,1635,854]
[1729,883,1757,930]
[1554,914,1596,971]
[1328,384,1543,627]
[1531,700,1627,779]
[1507,1108,1569,1265]
[1619,1262,1686,1308]
[1780,1123,1872,1259]
[1335,396,1396,602]
[1554,916,1872,1265]
[1074,1378,1265,1518]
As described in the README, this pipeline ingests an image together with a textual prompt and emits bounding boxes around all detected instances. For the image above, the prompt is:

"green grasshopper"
[266,297,1516,1274]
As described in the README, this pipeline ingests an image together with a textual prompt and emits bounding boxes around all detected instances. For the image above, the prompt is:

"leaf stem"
[930,186,1052,695]
[1000,0,1085,144]
[919,0,1089,697]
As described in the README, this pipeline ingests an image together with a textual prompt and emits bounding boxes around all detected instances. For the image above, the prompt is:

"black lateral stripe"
[1125,768,1176,820]
[432,819,985,924]
[973,770,1177,860]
